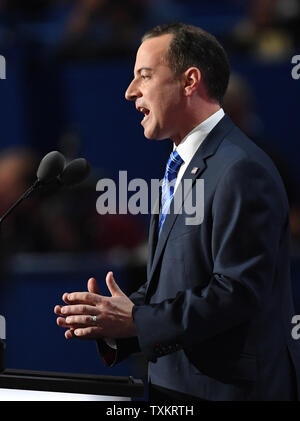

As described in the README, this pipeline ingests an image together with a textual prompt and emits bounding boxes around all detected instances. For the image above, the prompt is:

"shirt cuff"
[104,337,117,350]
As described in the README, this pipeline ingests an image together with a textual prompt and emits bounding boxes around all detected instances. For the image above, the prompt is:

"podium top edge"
[3,369,141,384]
[0,369,144,398]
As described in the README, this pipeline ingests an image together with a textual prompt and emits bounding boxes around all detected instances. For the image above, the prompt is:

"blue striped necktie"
[159,150,183,235]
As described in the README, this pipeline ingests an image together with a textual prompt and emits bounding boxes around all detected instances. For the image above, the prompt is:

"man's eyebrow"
[135,67,153,75]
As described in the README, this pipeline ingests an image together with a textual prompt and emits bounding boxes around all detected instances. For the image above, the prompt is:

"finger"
[106,271,124,297]
[59,304,99,316]
[57,315,97,333]
[55,304,74,316]
[64,291,102,305]
[54,305,63,315]
[65,327,103,340]
[56,319,80,340]
[65,314,97,326]
[73,326,103,339]
[56,316,70,328]
[56,315,88,328]
[87,277,101,295]
[62,293,72,304]
[65,328,76,339]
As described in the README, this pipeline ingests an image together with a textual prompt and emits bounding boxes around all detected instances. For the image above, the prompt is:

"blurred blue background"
[0,0,299,384]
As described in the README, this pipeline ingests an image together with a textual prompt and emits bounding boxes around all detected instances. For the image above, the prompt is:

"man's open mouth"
[138,107,150,121]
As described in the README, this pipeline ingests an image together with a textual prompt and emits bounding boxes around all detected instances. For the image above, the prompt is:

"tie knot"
[167,150,183,175]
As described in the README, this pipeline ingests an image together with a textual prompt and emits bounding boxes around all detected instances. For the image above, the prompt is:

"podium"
[0,369,144,401]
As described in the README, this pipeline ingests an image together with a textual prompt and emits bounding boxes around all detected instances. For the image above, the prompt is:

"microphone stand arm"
[0,180,40,226]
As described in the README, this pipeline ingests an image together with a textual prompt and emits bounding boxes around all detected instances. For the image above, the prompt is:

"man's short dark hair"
[142,22,230,103]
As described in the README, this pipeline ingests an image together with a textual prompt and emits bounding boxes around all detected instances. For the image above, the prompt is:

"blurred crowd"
[0,0,299,274]
[226,0,300,60]
[0,0,298,59]
[0,147,146,275]
[223,72,300,257]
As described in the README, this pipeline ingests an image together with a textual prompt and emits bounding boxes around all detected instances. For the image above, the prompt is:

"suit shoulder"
[217,126,282,179]
[213,133,288,214]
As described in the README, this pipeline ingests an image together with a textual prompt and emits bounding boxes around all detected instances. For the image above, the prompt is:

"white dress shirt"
[174,108,225,191]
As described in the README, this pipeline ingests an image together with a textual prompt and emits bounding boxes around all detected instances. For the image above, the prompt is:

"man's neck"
[172,102,221,146]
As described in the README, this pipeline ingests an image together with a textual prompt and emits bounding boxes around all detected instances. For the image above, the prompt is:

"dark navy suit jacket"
[100,115,300,400]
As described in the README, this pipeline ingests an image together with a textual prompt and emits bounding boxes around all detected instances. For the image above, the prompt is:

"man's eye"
[141,75,150,80]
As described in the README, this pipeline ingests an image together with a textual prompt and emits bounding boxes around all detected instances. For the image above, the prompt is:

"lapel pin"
[191,167,198,174]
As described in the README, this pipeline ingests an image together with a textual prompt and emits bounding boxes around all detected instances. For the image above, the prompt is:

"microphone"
[58,158,91,187]
[36,150,66,185]
[0,150,66,225]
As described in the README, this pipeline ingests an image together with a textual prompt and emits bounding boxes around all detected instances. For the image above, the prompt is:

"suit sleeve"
[96,282,148,366]
[132,158,289,362]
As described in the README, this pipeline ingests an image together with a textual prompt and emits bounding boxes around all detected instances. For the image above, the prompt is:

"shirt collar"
[174,108,225,165]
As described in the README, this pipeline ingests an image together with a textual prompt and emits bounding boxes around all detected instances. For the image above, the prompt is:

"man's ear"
[183,67,201,96]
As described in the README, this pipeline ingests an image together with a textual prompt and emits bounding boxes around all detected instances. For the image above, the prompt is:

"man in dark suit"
[55,23,300,400]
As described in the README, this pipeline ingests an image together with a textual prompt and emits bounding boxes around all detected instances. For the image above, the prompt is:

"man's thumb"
[106,271,124,296]
[87,277,101,295]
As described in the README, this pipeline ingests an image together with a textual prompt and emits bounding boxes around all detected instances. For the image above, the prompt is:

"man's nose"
[125,79,141,101]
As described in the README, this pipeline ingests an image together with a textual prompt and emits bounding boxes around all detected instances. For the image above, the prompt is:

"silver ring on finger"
[92,315,97,323]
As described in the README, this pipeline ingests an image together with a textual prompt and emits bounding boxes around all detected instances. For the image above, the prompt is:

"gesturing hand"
[54,272,136,340]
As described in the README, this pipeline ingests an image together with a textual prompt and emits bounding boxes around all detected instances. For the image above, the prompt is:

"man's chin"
[143,129,168,141]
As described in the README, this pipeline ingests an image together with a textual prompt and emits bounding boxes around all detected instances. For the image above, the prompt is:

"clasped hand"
[54,272,136,339]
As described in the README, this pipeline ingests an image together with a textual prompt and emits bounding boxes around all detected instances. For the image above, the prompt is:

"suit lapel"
[147,157,206,287]
[147,199,159,280]
[146,115,234,292]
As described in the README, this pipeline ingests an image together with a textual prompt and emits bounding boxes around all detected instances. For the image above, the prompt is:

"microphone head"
[36,151,66,184]
[59,158,90,187]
